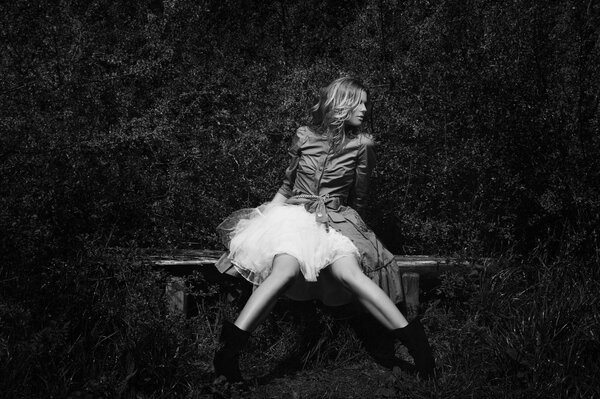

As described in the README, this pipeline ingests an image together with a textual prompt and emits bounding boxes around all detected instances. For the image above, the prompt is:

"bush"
[1,0,599,397]
[0,247,218,398]
[412,252,600,398]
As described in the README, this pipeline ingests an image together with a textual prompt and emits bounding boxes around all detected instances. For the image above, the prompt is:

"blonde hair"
[311,77,368,148]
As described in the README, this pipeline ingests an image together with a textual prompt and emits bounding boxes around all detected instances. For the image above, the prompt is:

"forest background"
[1,0,599,398]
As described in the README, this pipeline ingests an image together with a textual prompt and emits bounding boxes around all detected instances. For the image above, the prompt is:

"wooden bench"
[149,249,487,319]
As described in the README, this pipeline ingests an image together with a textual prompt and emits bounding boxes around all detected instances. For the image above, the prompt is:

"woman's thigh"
[327,255,364,283]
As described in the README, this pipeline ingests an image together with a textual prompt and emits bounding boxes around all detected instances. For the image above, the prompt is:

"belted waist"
[285,194,343,228]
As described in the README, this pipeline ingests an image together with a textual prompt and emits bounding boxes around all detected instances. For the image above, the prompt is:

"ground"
[205,351,426,399]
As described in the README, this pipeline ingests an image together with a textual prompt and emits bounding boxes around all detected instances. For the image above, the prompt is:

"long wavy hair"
[311,77,369,149]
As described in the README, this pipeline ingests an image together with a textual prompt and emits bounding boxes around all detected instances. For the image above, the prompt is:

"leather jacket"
[277,126,375,216]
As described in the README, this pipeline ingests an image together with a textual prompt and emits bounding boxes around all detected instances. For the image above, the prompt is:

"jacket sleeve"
[350,135,376,214]
[277,127,306,198]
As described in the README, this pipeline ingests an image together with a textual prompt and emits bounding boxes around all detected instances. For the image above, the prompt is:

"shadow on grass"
[250,303,416,385]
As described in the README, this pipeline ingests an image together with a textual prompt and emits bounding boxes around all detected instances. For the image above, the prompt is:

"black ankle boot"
[213,321,251,382]
[392,318,436,378]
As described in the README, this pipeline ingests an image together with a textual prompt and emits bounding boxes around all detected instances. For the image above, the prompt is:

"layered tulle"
[218,203,359,285]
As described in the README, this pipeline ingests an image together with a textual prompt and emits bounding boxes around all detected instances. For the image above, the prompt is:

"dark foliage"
[1,0,598,397]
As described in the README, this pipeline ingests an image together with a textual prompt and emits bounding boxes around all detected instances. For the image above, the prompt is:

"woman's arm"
[273,127,307,203]
[351,135,376,215]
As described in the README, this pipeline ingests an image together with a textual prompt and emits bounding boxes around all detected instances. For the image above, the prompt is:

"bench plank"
[149,250,482,280]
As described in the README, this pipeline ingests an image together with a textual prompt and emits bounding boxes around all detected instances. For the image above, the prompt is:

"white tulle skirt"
[221,203,360,285]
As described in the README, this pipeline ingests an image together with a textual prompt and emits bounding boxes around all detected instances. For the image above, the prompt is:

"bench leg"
[166,276,188,315]
[402,272,420,321]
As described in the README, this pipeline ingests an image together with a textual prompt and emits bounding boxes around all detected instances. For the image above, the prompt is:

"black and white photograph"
[1,1,599,398]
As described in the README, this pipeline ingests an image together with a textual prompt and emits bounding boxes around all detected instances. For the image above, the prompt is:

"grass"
[1,246,598,398]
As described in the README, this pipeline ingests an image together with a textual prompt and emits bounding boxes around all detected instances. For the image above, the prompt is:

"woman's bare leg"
[234,254,301,332]
[328,257,408,330]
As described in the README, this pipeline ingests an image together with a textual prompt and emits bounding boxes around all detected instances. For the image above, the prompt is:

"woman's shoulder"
[296,125,320,138]
[292,127,374,148]
[351,132,375,148]
[293,126,324,144]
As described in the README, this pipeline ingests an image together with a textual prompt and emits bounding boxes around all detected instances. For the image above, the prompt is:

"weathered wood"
[394,256,472,280]
[402,272,420,321]
[165,276,188,315]
[150,250,482,280]
[149,249,223,265]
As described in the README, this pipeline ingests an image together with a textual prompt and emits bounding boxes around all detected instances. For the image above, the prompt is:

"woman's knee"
[271,254,301,282]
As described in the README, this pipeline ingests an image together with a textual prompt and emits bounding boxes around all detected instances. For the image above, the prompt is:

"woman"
[214,77,435,381]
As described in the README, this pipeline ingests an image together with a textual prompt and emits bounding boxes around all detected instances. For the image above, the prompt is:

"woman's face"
[346,90,368,127]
